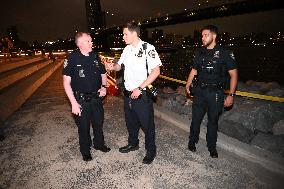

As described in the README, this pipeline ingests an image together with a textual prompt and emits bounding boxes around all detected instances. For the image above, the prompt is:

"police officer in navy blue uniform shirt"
[186,25,238,158]
[105,22,162,164]
[63,32,110,162]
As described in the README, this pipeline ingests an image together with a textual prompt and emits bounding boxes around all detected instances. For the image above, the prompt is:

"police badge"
[213,50,220,58]
[79,69,85,77]
[136,48,143,57]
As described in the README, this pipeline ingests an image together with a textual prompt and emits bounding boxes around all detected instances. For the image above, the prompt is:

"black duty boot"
[209,149,218,158]
[188,140,196,152]
[82,154,92,162]
[0,134,5,141]
[142,151,156,164]
[119,144,139,153]
[94,145,111,152]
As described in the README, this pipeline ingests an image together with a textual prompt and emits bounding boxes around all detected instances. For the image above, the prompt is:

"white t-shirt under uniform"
[117,39,162,91]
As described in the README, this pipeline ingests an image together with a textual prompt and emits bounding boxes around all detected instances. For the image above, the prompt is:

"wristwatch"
[101,85,107,88]
[228,93,236,97]
[138,87,143,93]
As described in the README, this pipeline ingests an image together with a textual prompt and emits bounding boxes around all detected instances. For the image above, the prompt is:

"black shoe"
[82,154,92,161]
[209,149,218,158]
[94,145,111,152]
[119,144,139,153]
[142,152,156,164]
[0,134,5,141]
[188,141,196,152]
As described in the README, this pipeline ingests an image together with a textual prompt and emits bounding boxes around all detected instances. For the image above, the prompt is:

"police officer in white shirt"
[106,21,162,164]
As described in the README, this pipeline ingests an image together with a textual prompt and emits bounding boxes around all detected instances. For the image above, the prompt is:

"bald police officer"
[63,32,110,161]
[186,25,238,158]
[105,22,162,164]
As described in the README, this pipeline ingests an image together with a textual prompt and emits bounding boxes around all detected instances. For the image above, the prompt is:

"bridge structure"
[93,0,284,48]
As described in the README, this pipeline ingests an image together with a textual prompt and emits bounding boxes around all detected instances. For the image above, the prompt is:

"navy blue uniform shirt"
[192,45,237,84]
[62,49,106,93]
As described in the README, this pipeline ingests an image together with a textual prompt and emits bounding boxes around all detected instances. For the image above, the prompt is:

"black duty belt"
[199,82,224,89]
[123,90,132,97]
[124,90,149,100]
[75,91,100,102]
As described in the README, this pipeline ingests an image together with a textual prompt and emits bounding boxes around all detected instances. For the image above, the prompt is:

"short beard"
[203,38,214,47]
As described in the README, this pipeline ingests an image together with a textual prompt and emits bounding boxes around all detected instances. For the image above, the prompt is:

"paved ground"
[1,68,283,189]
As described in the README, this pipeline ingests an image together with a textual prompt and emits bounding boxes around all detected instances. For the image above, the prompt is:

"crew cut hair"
[123,21,140,36]
[201,25,219,35]
[75,32,90,44]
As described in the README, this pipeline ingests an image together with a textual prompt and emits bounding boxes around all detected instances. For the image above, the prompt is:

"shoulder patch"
[148,49,156,58]
[63,59,68,68]
[230,52,235,60]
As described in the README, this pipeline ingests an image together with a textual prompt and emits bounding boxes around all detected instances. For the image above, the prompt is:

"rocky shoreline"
[156,80,284,157]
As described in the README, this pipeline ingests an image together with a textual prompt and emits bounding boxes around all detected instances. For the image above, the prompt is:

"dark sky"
[1,0,283,42]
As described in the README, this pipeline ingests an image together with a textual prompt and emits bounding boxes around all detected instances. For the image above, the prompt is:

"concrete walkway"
[0,68,283,189]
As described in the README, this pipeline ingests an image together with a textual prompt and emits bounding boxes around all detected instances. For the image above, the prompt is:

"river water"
[109,45,284,88]
[158,45,284,87]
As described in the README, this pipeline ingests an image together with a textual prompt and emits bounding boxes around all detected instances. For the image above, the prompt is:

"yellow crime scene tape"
[102,52,284,103]
[158,75,284,103]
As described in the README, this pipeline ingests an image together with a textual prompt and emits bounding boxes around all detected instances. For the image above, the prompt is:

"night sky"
[1,0,283,42]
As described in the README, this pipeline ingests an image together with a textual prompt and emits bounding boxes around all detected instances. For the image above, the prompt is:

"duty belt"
[123,90,132,97]
[75,91,100,102]
[199,82,224,89]
[123,90,146,99]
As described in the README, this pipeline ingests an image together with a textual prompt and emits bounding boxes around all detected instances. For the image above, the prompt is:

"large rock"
[236,81,248,91]
[218,120,255,143]
[221,99,284,133]
[158,97,192,115]
[266,82,281,90]
[273,120,284,136]
[244,80,267,94]
[265,88,284,97]
[159,92,178,101]
[162,87,175,94]
[175,95,187,105]
[245,80,256,86]
[176,86,186,96]
[250,133,284,157]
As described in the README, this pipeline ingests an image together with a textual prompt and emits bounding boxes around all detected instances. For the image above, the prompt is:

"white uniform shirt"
[117,39,162,91]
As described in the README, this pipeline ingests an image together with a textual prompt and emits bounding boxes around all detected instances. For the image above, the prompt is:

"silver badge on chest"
[79,69,85,77]
[213,50,220,58]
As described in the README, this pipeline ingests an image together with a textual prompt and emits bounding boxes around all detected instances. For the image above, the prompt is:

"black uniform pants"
[189,87,224,151]
[74,98,105,156]
[124,95,156,154]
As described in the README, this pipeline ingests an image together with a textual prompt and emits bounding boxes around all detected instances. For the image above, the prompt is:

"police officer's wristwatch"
[138,87,143,94]
[228,93,236,97]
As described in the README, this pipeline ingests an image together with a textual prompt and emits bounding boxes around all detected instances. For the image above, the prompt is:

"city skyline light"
[0,0,283,42]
